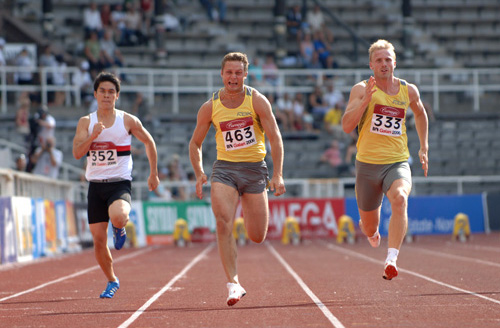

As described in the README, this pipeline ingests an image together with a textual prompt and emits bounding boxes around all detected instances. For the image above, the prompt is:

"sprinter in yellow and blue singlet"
[342,40,429,281]
[189,52,286,306]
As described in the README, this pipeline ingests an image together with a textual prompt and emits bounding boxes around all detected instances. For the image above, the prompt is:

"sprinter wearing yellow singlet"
[342,40,429,280]
[189,52,286,306]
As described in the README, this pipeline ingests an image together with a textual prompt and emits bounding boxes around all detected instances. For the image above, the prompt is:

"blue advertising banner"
[32,198,47,258]
[345,194,485,235]
[0,197,17,264]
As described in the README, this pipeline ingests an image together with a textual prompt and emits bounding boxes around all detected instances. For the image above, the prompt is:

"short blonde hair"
[221,52,249,72]
[368,39,396,61]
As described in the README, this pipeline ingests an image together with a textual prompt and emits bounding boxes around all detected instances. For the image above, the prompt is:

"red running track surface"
[1,233,500,328]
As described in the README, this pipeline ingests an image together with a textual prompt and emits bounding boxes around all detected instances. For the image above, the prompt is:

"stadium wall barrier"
[345,194,486,236]
[485,192,500,232]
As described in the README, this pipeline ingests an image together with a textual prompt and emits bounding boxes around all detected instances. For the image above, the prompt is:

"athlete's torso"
[356,78,410,164]
[85,109,133,181]
[212,86,266,162]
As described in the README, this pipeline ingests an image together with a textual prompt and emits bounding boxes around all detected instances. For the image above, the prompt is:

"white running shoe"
[383,259,398,280]
[226,282,246,306]
[367,231,381,248]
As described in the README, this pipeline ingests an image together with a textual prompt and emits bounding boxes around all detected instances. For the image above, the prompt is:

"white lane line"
[0,247,154,303]
[408,246,500,268]
[118,243,215,328]
[266,243,346,328]
[324,242,500,306]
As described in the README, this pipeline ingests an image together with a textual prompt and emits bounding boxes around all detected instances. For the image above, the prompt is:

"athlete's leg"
[240,191,269,243]
[385,178,411,250]
[358,206,381,238]
[211,182,240,284]
[109,199,131,229]
[89,222,117,282]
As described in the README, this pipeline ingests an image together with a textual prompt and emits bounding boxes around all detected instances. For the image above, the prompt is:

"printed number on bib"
[370,104,405,137]
[90,149,117,167]
[220,116,257,151]
[88,142,120,167]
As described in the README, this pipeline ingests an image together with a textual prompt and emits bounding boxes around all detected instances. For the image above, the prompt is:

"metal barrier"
[2,66,500,114]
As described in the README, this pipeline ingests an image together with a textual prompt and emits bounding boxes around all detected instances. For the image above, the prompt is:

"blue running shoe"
[113,225,126,250]
[100,278,120,298]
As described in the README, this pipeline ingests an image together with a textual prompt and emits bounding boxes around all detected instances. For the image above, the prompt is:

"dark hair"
[93,71,121,93]
[221,52,249,72]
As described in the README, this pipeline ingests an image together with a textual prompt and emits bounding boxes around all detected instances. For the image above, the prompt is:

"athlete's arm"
[408,83,429,177]
[342,76,377,134]
[253,90,286,197]
[125,113,159,191]
[189,100,212,199]
[73,115,102,160]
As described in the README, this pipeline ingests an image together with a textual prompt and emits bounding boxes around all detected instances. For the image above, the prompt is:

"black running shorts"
[87,180,132,224]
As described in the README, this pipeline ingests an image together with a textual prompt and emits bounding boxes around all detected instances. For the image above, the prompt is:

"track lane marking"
[118,243,215,328]
[266,242,346,328]
[324,242,500,306]
[407,246,500,268]
[0,247,155,303]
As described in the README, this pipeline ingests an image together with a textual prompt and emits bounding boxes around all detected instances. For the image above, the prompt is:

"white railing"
[2,66,500,114]
[0,168,74,201]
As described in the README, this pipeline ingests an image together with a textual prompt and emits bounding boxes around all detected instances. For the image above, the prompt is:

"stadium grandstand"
[0,0,499,200]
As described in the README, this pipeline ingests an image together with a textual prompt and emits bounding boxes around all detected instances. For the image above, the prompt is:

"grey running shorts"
[211,160,269,196]
[355,160,412,211]
[87,180,132,224]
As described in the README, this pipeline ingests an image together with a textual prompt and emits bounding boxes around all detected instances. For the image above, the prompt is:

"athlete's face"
[95,81,119,110]
[369,49,396,79]
[221,61,247,92]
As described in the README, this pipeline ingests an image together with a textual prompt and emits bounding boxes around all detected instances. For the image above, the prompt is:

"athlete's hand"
[148,174,160,191]
[269,175,286,197]
[419,148,428,177]
[195,173,208,199]
[91,122,105,139]
[363,76,377,105]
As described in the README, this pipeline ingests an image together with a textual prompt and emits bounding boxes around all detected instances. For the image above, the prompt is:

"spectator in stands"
[292,92,314,132]
[344,132,358,176]
[140,0,154,34]
[312,30,335,69]
[72,71,159,298]
[286,5,305,43]
[300,32,320,69]
[111,3,127,45]
[319,139,343,169]
[262,53,279,86]
[15,96,31,139]
[123,2,146,46]
[84,31,112,75]
[30,137,63,179]
[14,48,34,85]
[306,4,334,41]
[186,171,197,200]
[72,60,94,106]
[83,1,104,39]
[131,92,153,130]
[323,102,344,137]
[324,80,345,110]
[199,0,227,24]
[189,52,286,306]
[52,54,68,106]
[15,153,27,172]
[308,85,329,120]
[39,45,59,103]
[35,105,56,146]
[0,38,6,66]
[248,57,264,87]
[100,28,125,69]
[100,3,113,29]
[161,9,182,32]
[341,39,429,281]
[276,93,294,131]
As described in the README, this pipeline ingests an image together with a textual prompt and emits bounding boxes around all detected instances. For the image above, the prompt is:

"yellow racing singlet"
[356,79,410,164]
[212,86,266,162]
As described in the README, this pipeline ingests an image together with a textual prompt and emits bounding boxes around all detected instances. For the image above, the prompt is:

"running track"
[1,233,499,327]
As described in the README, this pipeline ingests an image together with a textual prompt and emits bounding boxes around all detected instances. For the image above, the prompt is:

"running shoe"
[100,278,120,298]
[113,225,127,250]
[367,231,381,248]
[383,260,398,280]
[226,282,246,306]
